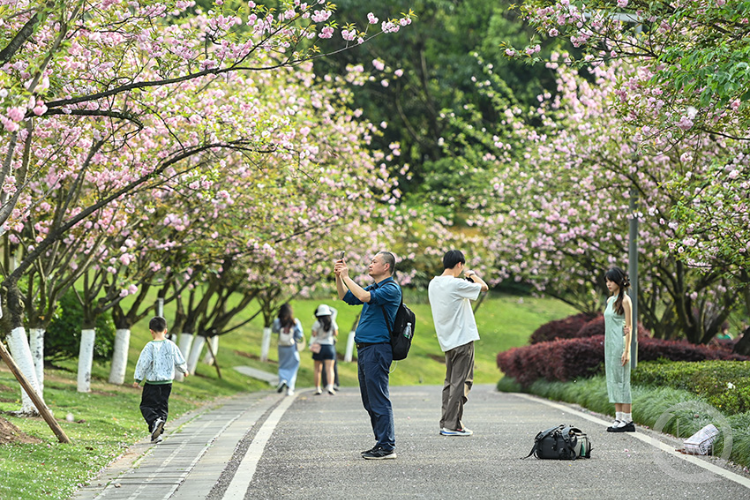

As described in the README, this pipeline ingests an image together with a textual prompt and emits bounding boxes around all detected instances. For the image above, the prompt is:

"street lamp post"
[628,187,639,370]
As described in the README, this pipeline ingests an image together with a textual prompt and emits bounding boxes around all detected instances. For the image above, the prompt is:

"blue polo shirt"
[343,277,401,344]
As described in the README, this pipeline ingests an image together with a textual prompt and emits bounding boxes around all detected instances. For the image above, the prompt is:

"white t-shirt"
[428,276,482,352]
[311,319,338,345]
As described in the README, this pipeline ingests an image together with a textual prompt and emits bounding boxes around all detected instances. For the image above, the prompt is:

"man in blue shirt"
[335,251,401,460]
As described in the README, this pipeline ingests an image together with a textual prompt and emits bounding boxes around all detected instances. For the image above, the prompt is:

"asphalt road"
[72,384,750,500]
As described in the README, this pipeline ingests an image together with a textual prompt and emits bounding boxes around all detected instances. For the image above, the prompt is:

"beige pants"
[440,341,475,431]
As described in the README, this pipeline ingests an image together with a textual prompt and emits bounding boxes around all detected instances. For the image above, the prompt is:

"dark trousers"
[357,343,395,451]
[139,383,172,432]
[440,342,474,431]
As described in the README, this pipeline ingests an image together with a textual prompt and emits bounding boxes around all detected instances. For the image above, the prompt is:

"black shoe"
[277,381,287,393]
[151,418,165,442]
[362,447,396,460]
[361,446,376,456]
[609,421,636,433]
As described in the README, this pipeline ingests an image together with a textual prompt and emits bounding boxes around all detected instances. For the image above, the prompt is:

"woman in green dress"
[604,266,634,432]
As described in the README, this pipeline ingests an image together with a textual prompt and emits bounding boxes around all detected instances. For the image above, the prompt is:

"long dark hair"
[605,267,631,316]
[278,303,294,329]
[317,315,332,332]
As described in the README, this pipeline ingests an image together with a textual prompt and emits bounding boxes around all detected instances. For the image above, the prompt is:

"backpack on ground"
[521,424,592,460]
[380,291,416,361]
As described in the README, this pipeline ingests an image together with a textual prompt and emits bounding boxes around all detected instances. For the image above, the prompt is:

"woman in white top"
[310,304,338,395]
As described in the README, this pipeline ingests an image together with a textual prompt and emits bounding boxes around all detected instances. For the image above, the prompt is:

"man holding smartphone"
[334,251,401,460]
[428,250,488,437]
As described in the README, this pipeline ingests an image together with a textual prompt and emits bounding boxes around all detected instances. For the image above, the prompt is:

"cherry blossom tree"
[441,54,744,343]
[0,1,413,417]
[503,0,750,347]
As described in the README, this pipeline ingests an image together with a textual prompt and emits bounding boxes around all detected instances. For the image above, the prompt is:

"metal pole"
[157,298,164,317]
[628,188,639,370]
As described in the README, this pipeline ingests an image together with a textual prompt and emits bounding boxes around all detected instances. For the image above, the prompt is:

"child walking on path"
[133,316,189,443]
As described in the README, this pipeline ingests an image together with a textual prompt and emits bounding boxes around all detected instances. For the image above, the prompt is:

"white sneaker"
[440,427,473,436]
[286,389,295,396]
[151,418,165,442]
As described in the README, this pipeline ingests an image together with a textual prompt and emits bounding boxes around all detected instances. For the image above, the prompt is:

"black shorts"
[312,344,336,361]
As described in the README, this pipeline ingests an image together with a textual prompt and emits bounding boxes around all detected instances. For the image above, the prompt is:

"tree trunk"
[202,336,219,365]
[260,327,272,362]
[187,335,206,375]
[6,327,42,415]
[77,329,96,392]
[108,328,130,385]
[733,326,750,356]
[29,328,45,394]
[174,332,193,382]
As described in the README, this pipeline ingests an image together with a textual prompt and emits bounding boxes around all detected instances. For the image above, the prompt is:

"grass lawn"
[0,292,575,499]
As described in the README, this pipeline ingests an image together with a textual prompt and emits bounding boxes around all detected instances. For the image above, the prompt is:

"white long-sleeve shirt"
[134,339,188,384]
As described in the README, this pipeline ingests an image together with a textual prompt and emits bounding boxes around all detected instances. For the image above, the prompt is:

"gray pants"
[440,341,474,431]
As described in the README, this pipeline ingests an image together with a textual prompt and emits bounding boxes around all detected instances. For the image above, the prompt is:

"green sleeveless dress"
[604,297,632,404]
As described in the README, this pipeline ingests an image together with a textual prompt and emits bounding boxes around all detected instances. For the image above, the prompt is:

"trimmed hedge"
[633,360,750,415]
[529,313,596,344]
[497,335,605,387]
[497,335,750,388]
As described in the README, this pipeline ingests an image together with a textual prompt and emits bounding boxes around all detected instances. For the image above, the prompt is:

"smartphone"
[338,251,345,261]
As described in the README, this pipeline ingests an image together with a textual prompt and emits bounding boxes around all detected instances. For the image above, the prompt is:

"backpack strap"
[520,426,562,460]
[377,281,402,336]
[560,426,579,460]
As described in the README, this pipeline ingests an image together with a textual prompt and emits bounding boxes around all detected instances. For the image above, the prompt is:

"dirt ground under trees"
[0,379,43,445]
[0,414,42,445]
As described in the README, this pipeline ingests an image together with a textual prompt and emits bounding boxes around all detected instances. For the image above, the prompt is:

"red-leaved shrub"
[529,313,597,344]
[637,337,748,362]
[497,335,750,388]
[575,315,651,339]
[497,336,605,387]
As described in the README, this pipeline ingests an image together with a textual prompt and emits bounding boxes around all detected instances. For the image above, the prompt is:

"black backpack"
[379,285,416,361]
[522,425,592,460]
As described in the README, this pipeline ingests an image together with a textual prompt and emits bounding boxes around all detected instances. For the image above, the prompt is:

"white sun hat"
[316,304,333,317]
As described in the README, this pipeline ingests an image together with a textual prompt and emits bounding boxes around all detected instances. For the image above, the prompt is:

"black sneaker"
[362,447,396,460]
[277,381,287,393]
[151,418,165,442]
[360,446,377,456]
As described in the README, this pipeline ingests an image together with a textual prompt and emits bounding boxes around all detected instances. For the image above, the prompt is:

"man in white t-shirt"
[428,250,488,437]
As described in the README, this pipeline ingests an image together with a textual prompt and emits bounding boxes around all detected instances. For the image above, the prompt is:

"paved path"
[72,385,750,500]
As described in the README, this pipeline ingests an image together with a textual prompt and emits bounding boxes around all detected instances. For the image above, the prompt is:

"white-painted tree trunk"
[7,327,42,415]
[108,328,130,385]
[202,336,219,365]
[77,329,96,393]
[187,335,206,375]
[260,327,272,362]
[174,333,193,382]
[344,330,356,362]
[29,328,45,394]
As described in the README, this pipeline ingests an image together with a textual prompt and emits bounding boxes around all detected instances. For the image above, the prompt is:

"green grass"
[0,293,575,499]
[498,375,750,469]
